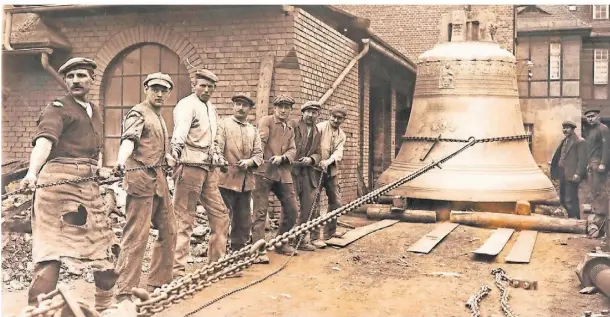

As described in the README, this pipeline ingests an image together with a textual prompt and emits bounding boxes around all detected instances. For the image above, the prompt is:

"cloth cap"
[585,109,601,116]
[143,72,174,89]
[272,95,295,106]
[301,101,322,112]
[231,94,255,107]
[562,120,577,129]
[58,57,97,75]
[330,105,348,117]
[195,69,218,83]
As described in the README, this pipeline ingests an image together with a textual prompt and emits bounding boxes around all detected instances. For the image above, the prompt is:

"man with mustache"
[550,120,587,220]
[19,58,118,312]
[289,101,322,251]
[316,105,348,243]
[251,95,299,263]
[216,94,263,258]
[170,69,229,277]
[112,73,177,302]
[584,109,610,245]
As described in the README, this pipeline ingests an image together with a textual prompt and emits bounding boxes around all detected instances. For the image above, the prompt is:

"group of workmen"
[551,110,610,248]
[19,57,348,312]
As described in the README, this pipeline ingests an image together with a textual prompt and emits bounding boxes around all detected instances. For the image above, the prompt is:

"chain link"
[402,134,530,144]
[465,285,491,317]
[491,268,519,317]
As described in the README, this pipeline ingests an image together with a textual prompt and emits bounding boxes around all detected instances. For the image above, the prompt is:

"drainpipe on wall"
[3,9,13,50]
[41,52,68,91]
[368,40,416,73]
[319,38,371,106]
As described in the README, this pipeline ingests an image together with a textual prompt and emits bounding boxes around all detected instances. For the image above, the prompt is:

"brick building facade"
[1,5,416,213]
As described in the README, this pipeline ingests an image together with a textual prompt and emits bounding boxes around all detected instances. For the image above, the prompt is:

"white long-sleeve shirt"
[171,93,220,165]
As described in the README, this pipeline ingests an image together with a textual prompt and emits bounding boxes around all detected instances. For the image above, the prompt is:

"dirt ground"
[2,213,609,317]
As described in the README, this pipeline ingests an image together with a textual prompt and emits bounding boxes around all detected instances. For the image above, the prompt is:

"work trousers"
[220,188,252,250]
[559,177,581,219]
[115,193,176,298]
[173,166,229,275]
[28,260,117,311]
[588,162,609,242]
[294,172,320,242]
[251,175,299,243]
[320,175,343,240]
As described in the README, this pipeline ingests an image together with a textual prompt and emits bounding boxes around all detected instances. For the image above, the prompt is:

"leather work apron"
[32,157,117,270]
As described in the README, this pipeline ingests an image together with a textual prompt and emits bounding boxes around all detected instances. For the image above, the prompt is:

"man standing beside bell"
[171,69,229,277]
[550,120,587,219]
[584,109,610,242]
[216,94,263,252]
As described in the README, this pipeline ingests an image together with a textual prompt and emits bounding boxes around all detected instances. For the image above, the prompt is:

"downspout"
[319,38,371,106]
[41,52,68,91]
[3,9,13,50]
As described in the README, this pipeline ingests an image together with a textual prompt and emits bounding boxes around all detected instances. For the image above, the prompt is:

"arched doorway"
[101,43,191,166]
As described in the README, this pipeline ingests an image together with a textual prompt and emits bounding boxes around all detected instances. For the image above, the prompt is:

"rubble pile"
[190,206,211,264]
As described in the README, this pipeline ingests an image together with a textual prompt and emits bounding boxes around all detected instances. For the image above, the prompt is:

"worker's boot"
[276,243,299,255]
[311,239,327,249]
[296,234,316,251]
[254,254,270,264]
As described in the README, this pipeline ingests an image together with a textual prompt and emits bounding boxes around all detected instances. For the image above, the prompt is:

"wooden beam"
[255,53,275,122]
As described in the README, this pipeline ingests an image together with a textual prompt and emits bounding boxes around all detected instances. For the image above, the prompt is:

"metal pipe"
[41,52,68,91]
[368,40,417,73]
[590,263,610,299]
[6,5,109,14]
[3,9,13,50]
[318,38,370,106]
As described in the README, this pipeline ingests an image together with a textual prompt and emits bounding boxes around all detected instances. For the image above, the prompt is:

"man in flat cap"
[19,57,118,312]
[252,95,299,262]
[113,73,178,302]
[316,105,348,244]
[170,69,229,276]
[550,120,587,219]
[216,94,263,257]
[584,109,610,243]
[288,100,323,251]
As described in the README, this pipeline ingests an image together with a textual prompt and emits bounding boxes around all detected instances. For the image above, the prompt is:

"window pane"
[104,76,121,107]
[166,84,178,105]
[103,138,120,167]
[123,76,141,106]
[122,48,141,75]
[595,49,609,85]
[160,46,179,74]
[141,45,161,75]
[161,107,174,137]
[108,61,122,77]
[104,108,123,137]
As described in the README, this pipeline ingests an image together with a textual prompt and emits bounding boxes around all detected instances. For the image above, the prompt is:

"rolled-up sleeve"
[120,111,145,144]
[251,127,264,167]
[33,104,65,147]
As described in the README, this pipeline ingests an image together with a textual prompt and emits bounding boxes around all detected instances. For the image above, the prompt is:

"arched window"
[102,44,191,166]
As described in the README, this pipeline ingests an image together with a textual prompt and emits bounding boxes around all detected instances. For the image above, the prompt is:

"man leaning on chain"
[317,105,348,242]
[19,58,118,312]
[112,72,178,303]
[170,68,230,276]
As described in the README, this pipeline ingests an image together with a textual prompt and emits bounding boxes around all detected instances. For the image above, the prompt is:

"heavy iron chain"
[491,268,519,317]
[16,135,527,317]
[402,134,531,144]
[183,169,328,317]
[465,285,492,317]
[134,136,480,317]
[0,161,232,200]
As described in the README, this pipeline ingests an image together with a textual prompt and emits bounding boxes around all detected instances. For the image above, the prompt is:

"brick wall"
[2,5,362,217]
[337,5,515,61]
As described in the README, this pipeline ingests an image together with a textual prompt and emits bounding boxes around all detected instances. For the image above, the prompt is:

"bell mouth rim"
[418,41,515,63]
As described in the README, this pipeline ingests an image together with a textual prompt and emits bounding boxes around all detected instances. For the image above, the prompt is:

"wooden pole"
[450,211,586,234]
[367,205,436,223]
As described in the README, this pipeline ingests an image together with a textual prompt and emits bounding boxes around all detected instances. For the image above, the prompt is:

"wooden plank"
[505,230,538,263]
[325,220,399,247]
[472,228,514,256]
[407,222,459,254]
[255,53,275,122]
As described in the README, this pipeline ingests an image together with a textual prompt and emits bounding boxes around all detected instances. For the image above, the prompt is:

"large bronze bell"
[376,9,557,204]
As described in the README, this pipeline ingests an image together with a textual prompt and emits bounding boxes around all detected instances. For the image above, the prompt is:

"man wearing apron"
[20,58,118,312]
